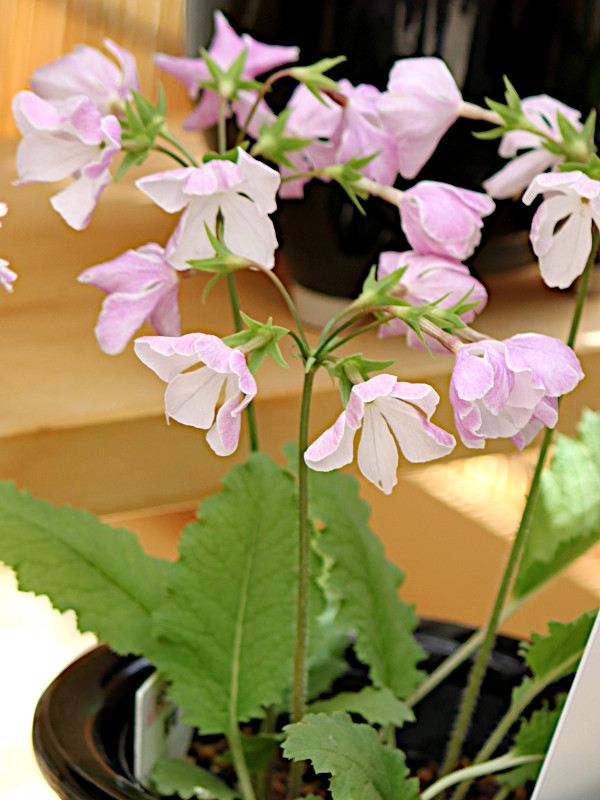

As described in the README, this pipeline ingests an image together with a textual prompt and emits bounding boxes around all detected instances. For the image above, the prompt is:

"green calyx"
[224,313,290,373]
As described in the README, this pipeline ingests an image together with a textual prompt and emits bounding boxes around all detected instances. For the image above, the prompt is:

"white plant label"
[133,670,194,787]
[531,608,600,800]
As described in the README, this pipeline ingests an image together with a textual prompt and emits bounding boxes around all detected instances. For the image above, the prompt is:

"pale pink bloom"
[305,374,455,494]
[155,10,298,131]
[377,250,487,351]
[134,333,256,456]
[136,148,280,270]
[12,91,121,230]
[28,39,139,117]
[378,57,463,179]
[333,80,399,185]
[523,171,600,289]
[484,95,582,199]
[78,243,181,355]
[450,333,584,450]
[399,181,495,261]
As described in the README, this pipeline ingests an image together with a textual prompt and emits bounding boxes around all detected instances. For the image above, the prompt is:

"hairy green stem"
[287,366,317,800]
[153,145,189,167]
[420,754,541,800]
[159,126,200,167]
[236,68,290,145]
[442,228,599,777]
[258,267,311,356]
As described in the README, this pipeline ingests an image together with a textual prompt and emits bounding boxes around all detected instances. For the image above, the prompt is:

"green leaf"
[151,454,298,734]
[308,686,414,727]
[283,712,419,800]
[497,700,565,791]
[0,481,167,657]
[521,613,596,687]
[151,758,239,800]
[307,470,424,699]
[513,409,600,598]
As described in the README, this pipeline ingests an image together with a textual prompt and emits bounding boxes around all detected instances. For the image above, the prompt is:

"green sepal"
[354,264,408,310]
[308,686,415,728]
[113,148,150,181]
[251,107,313,168]
[472,126,507,141]
[131,87,167,138]
[199,47,250,101]
[323,153,379,213]
[202,143,249,163]
[288,56,346,102]
[150,758,239,800]
[223,312,290,372]
[325,355,396,402]
[187,224,254,275]
[282,713,420,800]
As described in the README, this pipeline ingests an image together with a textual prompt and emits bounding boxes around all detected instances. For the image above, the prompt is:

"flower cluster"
[12,13,592,490]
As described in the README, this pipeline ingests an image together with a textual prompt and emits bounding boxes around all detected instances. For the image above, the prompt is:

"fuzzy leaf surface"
[151,758,238,800]
[497,700,565,791]
[308,686,415,727]
[307,470,424,699]
[283,712,419,800]
[514,410,600,598]
[0,482,167,656]
[151,454,298,733]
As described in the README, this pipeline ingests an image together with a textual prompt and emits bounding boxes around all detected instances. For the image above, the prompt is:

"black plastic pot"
[32,620,540,800]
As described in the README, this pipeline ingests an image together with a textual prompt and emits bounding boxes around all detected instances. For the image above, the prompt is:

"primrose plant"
[4,10,600,800]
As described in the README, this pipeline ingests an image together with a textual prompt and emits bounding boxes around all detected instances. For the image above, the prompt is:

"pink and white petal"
[16,132,95,182]
[241,34,299,77]
[451,347,496,401]
[154,53,209,97]
[453,404,486,449]
[165,199,220,270]
[510,417,545,450]
[536,207,593,288]
[136,169,194,213]
[103,39,140,94]
[505,334,584,395]
[149,284,181,337]
[351,373,397,406]
[205,393,243,456]
[390,381,441,418]
[183,158,241,197]
[94,285,167,355]
[182,91,224,131]
[378,396,456,462]
[226,350,257,405]
[0,260,17,292]
[78,245,171,294]
[304,411,357,472]
[0,202,7,218]
[483,148,555,199]
[134,333,214,381]
[529,194,580,257]
[164,367,224,428]
[50,169,112,230]
[357,405,399,494]
[221,193,278,268]
[234,148,281,214]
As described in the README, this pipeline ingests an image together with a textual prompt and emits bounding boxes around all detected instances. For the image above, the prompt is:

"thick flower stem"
[441,228,599,779]
[287,366,317,800]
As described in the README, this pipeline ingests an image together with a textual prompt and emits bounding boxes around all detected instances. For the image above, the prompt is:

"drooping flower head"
[523,170,600,289]
[28,39,139,117]
[483,95,582,199]
[136,148,280,270]
[399,181,495,261]
[12,92,121,230]
[377,250,487,351]
[449,333,584,450]
[155,10,299,131]
[378,57,463,179]
[78,243,181,355]
[305,374,456,494]
[134,333,257,456]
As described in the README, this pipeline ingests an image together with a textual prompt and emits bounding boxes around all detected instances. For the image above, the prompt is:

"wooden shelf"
[2,135,600,514]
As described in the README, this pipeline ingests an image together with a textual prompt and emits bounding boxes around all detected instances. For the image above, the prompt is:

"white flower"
[305,374,455,494]
[523,171,600,289]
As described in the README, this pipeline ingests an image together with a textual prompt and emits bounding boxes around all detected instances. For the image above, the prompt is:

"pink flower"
[78,243,181,355]
[449,334,584,450]
[378,57,463,179]
[399,181,495,261]
[305,374,456,494]
[377,250,487,351]
[155,10,299,131]
[523,171,600,289]
[28,39,139,117]
[134,333,257,456]
[136,148,280,270]
[483,95,582,199]
[12,91,121,230]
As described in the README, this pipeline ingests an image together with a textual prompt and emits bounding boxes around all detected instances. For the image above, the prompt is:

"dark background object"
[185,1,600,292]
